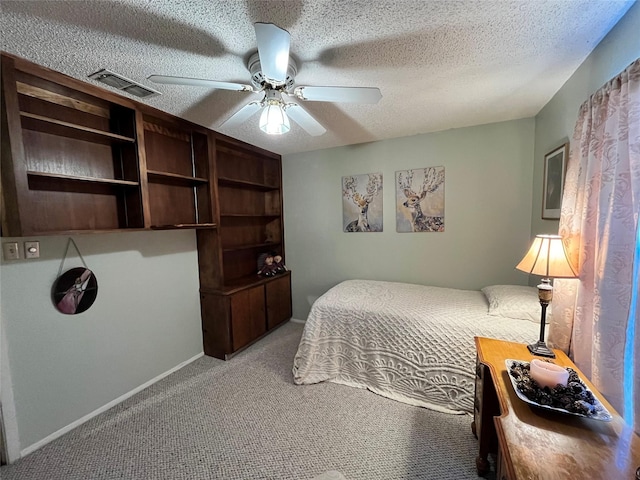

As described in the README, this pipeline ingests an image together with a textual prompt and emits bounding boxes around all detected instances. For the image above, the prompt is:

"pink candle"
[529,359,569,389]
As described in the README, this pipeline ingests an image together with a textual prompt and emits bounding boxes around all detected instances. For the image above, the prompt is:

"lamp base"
[527,341,556,358]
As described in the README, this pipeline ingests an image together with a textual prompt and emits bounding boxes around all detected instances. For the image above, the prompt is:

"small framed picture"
[542,143,568,219]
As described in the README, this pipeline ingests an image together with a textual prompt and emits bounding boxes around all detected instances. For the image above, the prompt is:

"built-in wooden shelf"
[31,228,148,236]
[150,223,217,230]
[217,177,279,191]
[141,113,213,229]
[4,53,291,361]
[222,242,281,253]
[147,169,209,185]
[197,135,289,360]
[27,170,139,186]
[20,112,136,144]
[2,55,144,235]
[219,213,280,218]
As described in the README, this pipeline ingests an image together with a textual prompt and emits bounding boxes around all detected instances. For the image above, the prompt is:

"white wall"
[283,118,535,320]
[0,230,203,453]
[532,2,640,237]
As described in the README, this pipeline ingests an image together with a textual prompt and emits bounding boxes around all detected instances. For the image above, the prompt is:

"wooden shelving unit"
[19,111,136,144]
[1,52,218,236]
[215,137,283,280]
[1,52,290,360]
[140,113,215,230]
[197,134,291,359]
[147,170,209,185]
[26,171,140,186]
[222,242,280,252]
[217,176,279,191]
[1,54,143,235]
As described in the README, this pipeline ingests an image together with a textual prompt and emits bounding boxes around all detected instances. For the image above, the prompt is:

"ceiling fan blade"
[220,101,263,129]
[293,86,382,104]
[285,104,326,136]
[148,75,254,92]
[254,23,290,85]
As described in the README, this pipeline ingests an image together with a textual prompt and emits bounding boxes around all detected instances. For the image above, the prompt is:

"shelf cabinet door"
[266,274,292,330]
[200,293,232,359]
[230,285,266,351]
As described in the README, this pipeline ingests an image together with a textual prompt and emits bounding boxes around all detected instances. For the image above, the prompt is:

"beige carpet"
[312,471,347,480]
[0,321,494,480]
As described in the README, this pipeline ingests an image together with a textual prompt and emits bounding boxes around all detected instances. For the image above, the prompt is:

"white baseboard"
[1,325,21,464]
[20,352,204,458]
[290,318,306,324]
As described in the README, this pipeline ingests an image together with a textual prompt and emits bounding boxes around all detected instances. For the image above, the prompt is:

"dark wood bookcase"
[216,138,283,284]
[1,53,217,235]
[1,52,291,359]
[1,54,143,235]
[140,112,215,229]
[197,134,291,359]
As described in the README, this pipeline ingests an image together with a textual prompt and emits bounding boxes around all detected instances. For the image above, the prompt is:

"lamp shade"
[259,104,290,135]
[516,234,578,278]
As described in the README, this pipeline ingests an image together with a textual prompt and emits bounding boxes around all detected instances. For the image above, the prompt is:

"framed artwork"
[396,166,445,232]
[342,172,383,232]
[542,143,568,219]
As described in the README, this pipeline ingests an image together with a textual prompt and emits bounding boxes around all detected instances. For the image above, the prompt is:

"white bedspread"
[292,279,539,414]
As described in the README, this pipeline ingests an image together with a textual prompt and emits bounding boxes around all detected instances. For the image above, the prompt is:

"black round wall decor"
[52,267,98,315]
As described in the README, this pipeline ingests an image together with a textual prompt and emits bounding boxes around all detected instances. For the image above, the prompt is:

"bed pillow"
[481,285,549,323]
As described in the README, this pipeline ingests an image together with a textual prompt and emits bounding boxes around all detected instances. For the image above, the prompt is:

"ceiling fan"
[148,23,382,136]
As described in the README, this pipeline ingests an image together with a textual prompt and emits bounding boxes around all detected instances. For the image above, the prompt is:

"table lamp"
[516,234,578,358]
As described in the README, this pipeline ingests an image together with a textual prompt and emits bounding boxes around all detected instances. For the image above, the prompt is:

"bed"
[292,279,543,414]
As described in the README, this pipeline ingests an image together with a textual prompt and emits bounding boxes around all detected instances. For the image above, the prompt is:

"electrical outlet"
[25,241,40,259]
[2,242,20,260]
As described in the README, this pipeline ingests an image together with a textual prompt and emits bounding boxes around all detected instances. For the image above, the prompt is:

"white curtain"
[549,58,640,433]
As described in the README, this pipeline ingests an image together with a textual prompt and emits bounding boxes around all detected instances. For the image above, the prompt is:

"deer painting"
[396,167,445,232]
[342,173,383,232]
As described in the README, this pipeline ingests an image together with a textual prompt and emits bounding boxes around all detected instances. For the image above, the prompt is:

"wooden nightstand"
[473,336,640,480]
[471,353,499,476]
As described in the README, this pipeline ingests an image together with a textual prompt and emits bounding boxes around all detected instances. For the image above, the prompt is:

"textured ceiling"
[0,0,634,155]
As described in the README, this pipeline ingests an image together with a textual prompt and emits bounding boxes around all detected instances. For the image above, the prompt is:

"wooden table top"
[475,336,640,480]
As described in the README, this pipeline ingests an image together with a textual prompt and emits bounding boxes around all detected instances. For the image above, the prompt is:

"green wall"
[283,2,640,320]
[532,2,640,238]
[283,118,535,320]
[0,231,203,452]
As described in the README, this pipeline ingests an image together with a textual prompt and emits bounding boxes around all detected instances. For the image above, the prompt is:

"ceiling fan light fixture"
[150,23,379,137]
[260,103,290,135]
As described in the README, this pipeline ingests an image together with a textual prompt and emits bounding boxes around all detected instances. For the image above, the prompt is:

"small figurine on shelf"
[257,254,277,277]
[273,255,287,274]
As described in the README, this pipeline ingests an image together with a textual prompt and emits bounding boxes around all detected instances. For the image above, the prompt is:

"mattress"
[292,279,539,414]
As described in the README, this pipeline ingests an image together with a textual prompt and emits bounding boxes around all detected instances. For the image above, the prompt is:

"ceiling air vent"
[88,69,161,98]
